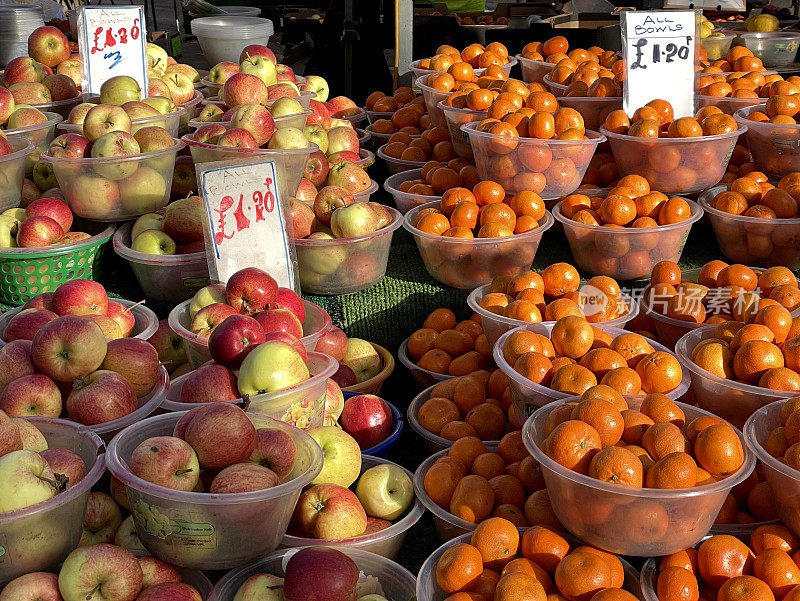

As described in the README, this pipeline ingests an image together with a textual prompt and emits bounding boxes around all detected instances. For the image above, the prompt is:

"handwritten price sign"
[199,160,298,288]
[621,11,698,119]
[77,6,148,96]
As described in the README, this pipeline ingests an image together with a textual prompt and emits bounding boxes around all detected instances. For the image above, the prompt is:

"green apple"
[237,340,310,396]
[233,573,284,601]
[132,229,176,255]
[3,207,27,221]
[131,213,165,241]
[270,97,303,117]
[0,214,20,247]
[306,425,361,487]
[355,463,413,520]
[189,283,226,318]
[100,75,142,105]
[142,96,176,115]
[240,55,277,87]
[0,450,58,512]
[342,338,381,382]
[146,43,169,75]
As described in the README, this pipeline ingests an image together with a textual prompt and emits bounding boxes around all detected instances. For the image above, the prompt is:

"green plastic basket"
[0,224,115,306]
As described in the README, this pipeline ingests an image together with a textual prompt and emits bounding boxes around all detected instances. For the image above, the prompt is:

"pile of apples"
[128,195,204,256]
[0,280,161,424]
[296,136,371,205]
[1,544,204,601]
[233,546,393,601]
[0,196,91,248]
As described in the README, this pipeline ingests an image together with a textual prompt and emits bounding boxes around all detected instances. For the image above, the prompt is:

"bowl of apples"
[3,109,62,177]
[0,416,106,585]
[58,97,188,138]
[106,408,324,570]
[0,138,34,212]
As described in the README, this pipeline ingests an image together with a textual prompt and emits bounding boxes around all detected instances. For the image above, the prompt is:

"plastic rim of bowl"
[0,223,114,258]
[461,120,607,149]
[522,395,756,500]
[542,73,567,95]
[106,411,323,505]
[437,101,489,119]
[186,109,314,132]
[493,322,693,402]
[397,338,455,385]
[600,124,748,146]
[365,123,421,141]
[403,199,555,244]
[552,198,704,235]
[89,365,169,438]
[0,138,35,165]
[113,221,205,265]
[382,169,442,204]
[376,143,427,169]
[182,134,318,157]
[697,95,762,114]
[4,111,62,137]
[57,107,188,135]
[294,206,403,248]
[744,400,800,492]
[699,186,800,233]
[38,139,185,168]
[355,148,376,169]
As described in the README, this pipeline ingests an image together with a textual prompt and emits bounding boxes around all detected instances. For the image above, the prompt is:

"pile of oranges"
[761,397,800,468]
[474,93,588,141]
[720,144,755,183]
[368,101,437,138]
[416,371,518,441]
[406,308,492,377]
[521,36,618,74]
[411,181,547,238]
[416,42,513,73]
[434,519,639,600]
[382,129,456,164]
[698,70,791,100]
[550,61,624,97]
[652,531,800,601]
[366,86,421,115]
[697,45,766,74]
[502,315,685,396]
[423,435,553,528]
[581,152,621,189]
[748,94,800,125]
[478,266,630,325]
[395,158,480,197]
[604,100,739,138]
[539,389,745,490]
[442,78,536,113]
[709,172,800,219]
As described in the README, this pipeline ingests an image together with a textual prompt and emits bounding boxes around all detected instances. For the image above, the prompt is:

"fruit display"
[0,196,91,248]
[127,195,205,256]
[411,42,516,77]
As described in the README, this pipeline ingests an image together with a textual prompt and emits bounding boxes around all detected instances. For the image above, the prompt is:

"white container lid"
[191,15,273,38]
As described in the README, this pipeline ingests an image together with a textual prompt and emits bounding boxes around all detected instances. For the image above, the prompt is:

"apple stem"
[238,395,251,412]
[122,299,147,314]
[42,473,68,493]
[72,376,87,390]
[175,468,194,476]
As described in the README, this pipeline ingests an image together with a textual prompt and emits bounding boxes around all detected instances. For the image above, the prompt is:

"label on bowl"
[132,500,217,549]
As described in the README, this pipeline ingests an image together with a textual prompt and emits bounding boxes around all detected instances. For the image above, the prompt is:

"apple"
[208,314,266,369]
[330,203,379,238]
[114,515,144,550]
[314,326,348,361]
[67,370,137,425]
[232,573,284,601]
[0,87,15,126]
[189,283,226,318]
[105,301,136,337]
[270,97,303,117]
[331,363,357,388]
[43,74,79,101]
[56,56,83,89]
[306,426,361,487]
[83,104,133,142]
[226,267,278,314]
[122,101,161,121]
[209,462,278,493]
[171,363,191,378]
[102,338,160,397]
[196,103,225,123]
[247,427,296,479]
[295,178,318,203]
[171,156,197,197]
[289,197,315,239]
[162,194,203,244]
[48,133,90,160]
[0,373,61,417]
[41,447,86,489]
[162,72,195,105]
[58,543,143,601]
[326,126,360,156]
[165,63,200,83]
[193,123,226,145]
[68,102,95,125]
[222,73,268,108]
[303,125,328,155]
[132,229,176,255]
[239,45,277,64]
[209,61,239,85]
[90,131,140,181]
[31,316,107,383]
[302,150,330,188]
[271,287,304,322]
[182,402,257,469]
[178,363,239,403]
[7,106,48,129]
[329,118,355,130]
[0,571,62,600]
[342,338,381,383]
[4,57,44,86]
[300,75,330,102]
[52,279,108,316]
[367,203,393,229]
[283,548,359,601]
[129,435,200,491]
[314,186,354,226]
[237,340,309,396]
[142,96,176,115]
[3,307,58,341]
[355,463,412,520]
[327,96,359,118]
[231,103,275,146]
[147,319,186,370]
[146,43,169,75]
[132,213,165,241]
[26,197,72,233]
[267,127,309,150]
[100,75,142,105]
[0,409,23,458]
[263,331,307,362]
[240,55,277,87]
[32,161,58,193]
[327,162,370,195]
[147,78,172,100]
[86,315,122,339]
[0,449,57,512]
[189,302,237,337]
[0,213,20,248]
[276,64,296,83]
[28,26,70,67]
[267,83,299,100]
[8,82,50,107]
[0,340,37,394]
[80,491,123,546]
[12,418,47,451]
[254,308,303,339]
[64,174,121,219]
[137,555,180,588]
[294,483,367,539]
[135,583,202,601]
[217,128,259,149]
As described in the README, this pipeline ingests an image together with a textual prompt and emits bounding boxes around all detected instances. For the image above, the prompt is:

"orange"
[753,548,800,598]
[640,394,686,428]
[656,566,700,601]
[610,333,655,368]
[645,452,697,489]
[450,475,494,523]
[716,575,774,601]
[551,316,595,359]
[436,542,484,593]
[543,420,602,474]
[541,263,581,297]
[694,424,745,478]
[571,398,624,446]
[424,459,464,508]
[520,526,570,572]
[449,436,488,470]
[750,524,800,555]
[641,422,688,461]
[425,308,458,331]
[635,352,683,393]
[494,573,547,601]
[419,397,460,434]
[554,551,613,601]
[470,517,520,570]
[732,340,784,383]
[621,410,655,446]
[588,445,643,486]
[697,535,755,589]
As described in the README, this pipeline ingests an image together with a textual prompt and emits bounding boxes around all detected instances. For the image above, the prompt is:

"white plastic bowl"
[191,16,274,65]
[516,54,555,84]
[376,143,426,174]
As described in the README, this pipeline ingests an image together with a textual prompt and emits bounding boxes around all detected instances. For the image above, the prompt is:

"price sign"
[198,159,298,288]
[77,6,148,96]
[621,11,698,119]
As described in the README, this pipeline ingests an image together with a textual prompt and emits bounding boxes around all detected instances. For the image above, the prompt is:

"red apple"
[0,339,38,392]
[16,215,63,247]
[135,583,202,601]
[275,288,306,322]
[363,517,392,534]
[208,314,266,369]
[339,394,393,449]
[327,150,361,164]
[222,73,269,108]
[284,546,360,601]
[209,462,278,493]
[105,301,136,338]
[225,267,278,314]
[289,197,315,239]
[3,307,58,341]
[303,150,330,187]
[22,292,54,311]
[314,325,348,361]
[40,447,86,489]
[102,338,160,397]
[331,363,357,388]
[306,99,331,129]
[28,26,71,68]
[248,427,296,479]
[295,177,318,203]
[179,363,239,404]
[327,161,371,194]
[190,303,237,337]
[0,373,62,417]
[129,435,199,491]
[239,45,277,64]
[171,155,196,197]
[52,279,109,316]
[182,402,257,469]
[193,123,226,145]
[217,127,259,149]
[253,308,303,339]
[67,370,138,424]
[31,316,108,383]
[313,186,354,226]
[137,555,181,588]
[26,197,73,232]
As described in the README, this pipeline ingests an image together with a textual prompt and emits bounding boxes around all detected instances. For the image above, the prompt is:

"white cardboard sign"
[198,159,297,288]
[77,6,148,96]
[621,11,698,119]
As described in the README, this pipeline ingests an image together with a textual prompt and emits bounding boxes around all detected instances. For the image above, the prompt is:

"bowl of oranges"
[745,398,800,537]
[383,169,442,214]
[553,178,703,280]
[523,392,756,556]
[601,100,746,194]
[735,103,800,177]
[697,69,781,115]
[408,42,517,83]
[467,267,639,348]
[494,318,692,424]
[699,174,800,269]
[439,103,488,161]
[402,187,554,290]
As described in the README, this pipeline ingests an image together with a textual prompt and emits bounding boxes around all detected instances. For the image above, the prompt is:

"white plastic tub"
[191,16,274,65]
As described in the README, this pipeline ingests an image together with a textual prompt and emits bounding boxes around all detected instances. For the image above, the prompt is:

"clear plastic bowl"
[735,104,800,177]
[106,411,322,570]
[356,127,370,147]
[542,74,567,98]
[745,400,800,537]
[698,184,800,268]
[366,109,393,125]
[202,92,315,112]
[0,138,34,211]
[4,111,62,176]
[199,78,221,93]
[354,148,376,170]
[365,123,420,148]
[182,133,315,200]
[558,96,623,132]
[376,143,427,174]
[701,33,736,61]
[208,546,417,601]
[0,297,158,344]
[40,140,184,221]
[404,201,554,289]
[698,94,761,116]
[113,222,209,306]
[675,325,792,429]
[516,54,555,84]
[58,107,187,138]
[132,550,213,599]
[344,107,368,126]
[467,282,639,348]
[438,102,487,160]
[601,125,745,194]
[417,81,451,128]
[494,322,692,423]
[397,338,455,391]
[187,109,311,134]
[462,122,605,199]
[29,94,86,120]
[417,532,642,601]
[523,396,756,556]
[383,169,441,214]
[408,56,517,83]
[179,91,205,133]
[0,417,105,585]
[351,178,379,203]
[167,298,332,370]
[295,206,403,295]
[741,32,800,67]
[281,454,424,560]
[553,198,703,280]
